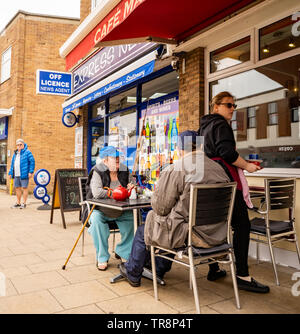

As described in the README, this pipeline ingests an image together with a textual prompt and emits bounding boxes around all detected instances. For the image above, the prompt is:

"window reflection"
[259,15,300,60]
[210,54,300,168]
[210,36,250,73]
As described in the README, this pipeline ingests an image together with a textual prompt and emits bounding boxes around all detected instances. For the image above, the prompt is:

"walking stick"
[62,204,96,270]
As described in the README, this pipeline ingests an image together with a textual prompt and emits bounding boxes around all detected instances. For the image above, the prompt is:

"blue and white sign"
[63,60,155,114]
[34,186,47,200]
[36,70,72,96]
[34,169,51,187]
[62,112,78,128]
[34,169,51,204]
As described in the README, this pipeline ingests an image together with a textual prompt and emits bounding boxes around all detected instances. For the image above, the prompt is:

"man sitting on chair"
[119,131,230,287]
[86,146,135,271]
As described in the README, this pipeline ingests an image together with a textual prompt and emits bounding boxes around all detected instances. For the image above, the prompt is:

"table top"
[86,197,152,211]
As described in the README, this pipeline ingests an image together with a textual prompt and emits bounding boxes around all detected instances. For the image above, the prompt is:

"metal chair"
[150,182,240,314]
[250,178,300,286]
[78,176,120,258]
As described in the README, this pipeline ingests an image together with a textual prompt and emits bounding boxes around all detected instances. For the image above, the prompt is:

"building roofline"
[1,10,80,35]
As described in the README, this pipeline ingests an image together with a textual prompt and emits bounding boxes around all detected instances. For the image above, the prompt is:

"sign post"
[50,169,87,229]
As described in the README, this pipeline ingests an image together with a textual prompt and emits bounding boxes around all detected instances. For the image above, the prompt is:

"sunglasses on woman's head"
[219,102,237,109]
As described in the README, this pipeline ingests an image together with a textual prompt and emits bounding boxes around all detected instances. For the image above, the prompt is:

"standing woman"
[199,91,269,293]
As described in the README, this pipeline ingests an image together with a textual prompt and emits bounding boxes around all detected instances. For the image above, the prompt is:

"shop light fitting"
[149,93,166,99]
[127,96,147,104]
[288,37,296,48]
[262,44,270,53]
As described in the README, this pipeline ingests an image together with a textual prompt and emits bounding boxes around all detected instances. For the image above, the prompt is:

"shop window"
[268,102,278,125]
[210,36,250,73]
[236,109,247,141]
[142,71,179,101]
[109,86,137,114]
[91,100,106,119]
[1,47,11,83]
[0,141,7,186]
[247,106,256,128]
[292,107,299,122]
[209,53,300,168]
[108,108,137,169]
[259,15,300,60]
[231,111,237,130]
[90,118,104,167]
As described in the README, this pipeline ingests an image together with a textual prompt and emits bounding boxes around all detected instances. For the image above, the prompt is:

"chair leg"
[188,249,201,314]
[112,230,116,253]
[293,232,300,266]
[229,250,241,309]
[267,232,280,286]
[256,242,260,264]
[150,246,159,301]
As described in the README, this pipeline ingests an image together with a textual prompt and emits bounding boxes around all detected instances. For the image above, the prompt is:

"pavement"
[0,191,299,314]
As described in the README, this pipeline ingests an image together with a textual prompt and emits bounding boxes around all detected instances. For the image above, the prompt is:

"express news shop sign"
[73,42,156,94]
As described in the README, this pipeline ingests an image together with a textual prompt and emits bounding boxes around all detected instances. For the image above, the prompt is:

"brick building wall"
[178,48,205,132]
[80,0,91,22]
[0,12,79,193]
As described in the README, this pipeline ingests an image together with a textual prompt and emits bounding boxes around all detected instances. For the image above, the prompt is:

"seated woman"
[86,146,135,271]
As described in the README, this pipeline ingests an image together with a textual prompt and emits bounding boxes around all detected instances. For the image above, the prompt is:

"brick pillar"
[178,47,205,133]
[80,0,91,22]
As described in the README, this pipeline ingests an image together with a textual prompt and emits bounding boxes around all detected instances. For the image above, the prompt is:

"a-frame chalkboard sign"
[50,169,87,229]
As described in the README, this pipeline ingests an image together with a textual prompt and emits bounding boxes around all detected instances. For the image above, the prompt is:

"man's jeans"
[125,224,174,282]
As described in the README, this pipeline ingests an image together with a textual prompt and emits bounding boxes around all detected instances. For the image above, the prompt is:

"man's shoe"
[11,203,21,208]
[20,203,26,209]
[207,269,227,281]
[237,277,270,293]
[119,263,141,287]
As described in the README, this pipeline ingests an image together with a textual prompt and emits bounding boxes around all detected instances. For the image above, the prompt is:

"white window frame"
[1,46,12,84]
[205,7,300,176]
[91,0,103,11]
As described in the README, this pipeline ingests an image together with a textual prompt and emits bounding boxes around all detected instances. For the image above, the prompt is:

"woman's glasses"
[219,103,237,109]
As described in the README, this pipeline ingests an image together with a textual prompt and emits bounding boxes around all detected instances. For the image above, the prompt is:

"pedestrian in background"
[8,139,35,209]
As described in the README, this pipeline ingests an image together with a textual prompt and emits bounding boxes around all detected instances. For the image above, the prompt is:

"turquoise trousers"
[88,209,134,263]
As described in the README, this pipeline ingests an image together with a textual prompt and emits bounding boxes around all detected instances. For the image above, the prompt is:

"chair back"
[188,182,237,246]
[265,178,296,213]
[78,177,88,203]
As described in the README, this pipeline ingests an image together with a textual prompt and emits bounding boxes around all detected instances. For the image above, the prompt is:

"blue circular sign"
[62,112,77,127]
[34,169,51,187]
[42,194,50,204]
[33,186,47,200]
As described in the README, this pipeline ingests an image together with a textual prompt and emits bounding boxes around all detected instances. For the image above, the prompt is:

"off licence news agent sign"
[36,70,72,96]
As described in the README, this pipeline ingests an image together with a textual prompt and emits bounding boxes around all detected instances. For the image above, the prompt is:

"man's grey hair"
[16,139,24,144]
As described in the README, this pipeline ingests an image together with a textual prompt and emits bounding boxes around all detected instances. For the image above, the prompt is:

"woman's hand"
[245,162,261,173]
